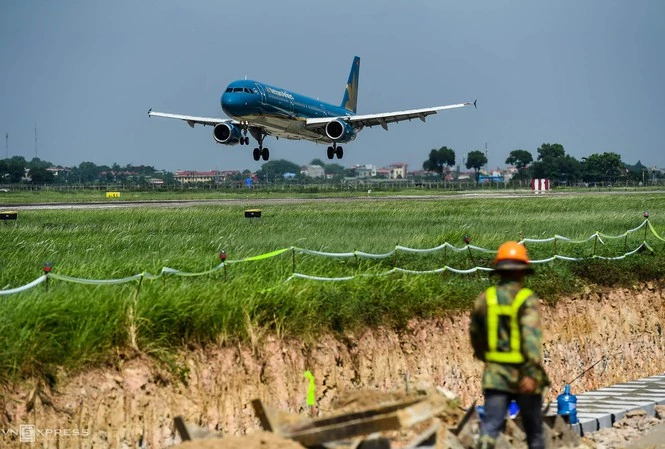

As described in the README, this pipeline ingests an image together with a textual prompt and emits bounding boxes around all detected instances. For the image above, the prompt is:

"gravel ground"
[583,407,665,449]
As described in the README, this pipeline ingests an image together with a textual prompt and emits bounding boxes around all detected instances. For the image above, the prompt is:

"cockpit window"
[244,88,252,93]
[233,87,243,92]
[225,88,233,93]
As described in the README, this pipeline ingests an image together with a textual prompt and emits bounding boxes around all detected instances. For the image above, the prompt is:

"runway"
[2,189,663,211]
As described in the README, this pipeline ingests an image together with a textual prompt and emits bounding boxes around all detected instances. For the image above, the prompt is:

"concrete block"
[576,412,612,430]
[578,417,598,436]
[633,394,665,405]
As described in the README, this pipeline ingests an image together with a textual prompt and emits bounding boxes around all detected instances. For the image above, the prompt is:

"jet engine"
[325,119,356,143]
[213,123,241,145]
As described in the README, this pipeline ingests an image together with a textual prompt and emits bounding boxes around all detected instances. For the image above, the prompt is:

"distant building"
[388,163,408,179]
[376,168,390,178]
[47,166,71,177]
[174,170,222,183]
[353,164,377,178]
[478,173,505,183]
[221,170,240,179]
[300,164,325,178]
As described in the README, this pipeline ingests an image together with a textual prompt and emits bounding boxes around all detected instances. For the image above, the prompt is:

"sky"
[1,0,664,172]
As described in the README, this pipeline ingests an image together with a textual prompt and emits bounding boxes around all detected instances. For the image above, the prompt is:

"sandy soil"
[1,283,663,448]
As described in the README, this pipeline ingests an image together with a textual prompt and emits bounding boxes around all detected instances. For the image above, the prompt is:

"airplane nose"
[221,93,246,115]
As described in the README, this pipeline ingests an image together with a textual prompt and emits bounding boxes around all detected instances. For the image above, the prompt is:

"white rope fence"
[1,219,662,295]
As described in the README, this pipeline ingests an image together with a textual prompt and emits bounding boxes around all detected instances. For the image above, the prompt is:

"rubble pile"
[172,388,593,449]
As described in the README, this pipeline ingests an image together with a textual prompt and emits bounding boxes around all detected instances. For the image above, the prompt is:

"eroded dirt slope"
[1,284,663,448]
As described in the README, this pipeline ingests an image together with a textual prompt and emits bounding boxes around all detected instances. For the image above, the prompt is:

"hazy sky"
[1,0,664,172]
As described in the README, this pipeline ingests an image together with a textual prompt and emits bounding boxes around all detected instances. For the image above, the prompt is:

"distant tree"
[466,150,488,180]
[529,143,584,184]
[530,154,581,184]
[344,168,357,178]
[324,163,345,176]
[505,150,533,170]
[76,161,102,184]
[5,156,27,183]
[28,157,53,171]
[310,158,326,167]
[29,167,55,184]
[256,159,301,181]
[581,152,625,183]
[536,143,565,160]
[423,146,456,177]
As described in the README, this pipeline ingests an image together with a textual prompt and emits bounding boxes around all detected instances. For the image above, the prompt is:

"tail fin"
[341,56,360,113]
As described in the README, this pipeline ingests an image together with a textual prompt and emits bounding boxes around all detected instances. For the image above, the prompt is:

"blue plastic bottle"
[557,384,578,424]
[508,400,519,419]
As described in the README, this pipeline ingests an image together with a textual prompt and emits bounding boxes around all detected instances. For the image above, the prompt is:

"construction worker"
[470,241,550,449]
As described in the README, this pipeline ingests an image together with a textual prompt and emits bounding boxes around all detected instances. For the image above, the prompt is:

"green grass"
[1,192,664,383]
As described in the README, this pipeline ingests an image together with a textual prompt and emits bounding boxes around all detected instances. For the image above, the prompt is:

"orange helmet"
[494,241,532,271]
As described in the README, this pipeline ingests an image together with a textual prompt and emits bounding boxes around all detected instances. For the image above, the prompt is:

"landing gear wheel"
[336,146,344,159]
[244,137,250,145]
[261,148,270,161]
[253,148,261,161]
[327,146,334,160]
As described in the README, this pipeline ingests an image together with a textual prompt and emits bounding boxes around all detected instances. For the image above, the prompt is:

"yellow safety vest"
[485,286,533,364]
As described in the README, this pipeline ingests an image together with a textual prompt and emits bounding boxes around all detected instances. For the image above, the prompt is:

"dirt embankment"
[1,284,664,448]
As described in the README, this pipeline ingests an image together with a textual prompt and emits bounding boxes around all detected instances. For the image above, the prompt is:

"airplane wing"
[148,109,238,128]
[304,100,476,131]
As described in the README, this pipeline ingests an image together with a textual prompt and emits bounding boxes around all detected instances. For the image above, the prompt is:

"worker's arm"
[469,294,488,360]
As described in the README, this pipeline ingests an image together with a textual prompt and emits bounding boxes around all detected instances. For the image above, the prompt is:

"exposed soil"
[1,283,664,448]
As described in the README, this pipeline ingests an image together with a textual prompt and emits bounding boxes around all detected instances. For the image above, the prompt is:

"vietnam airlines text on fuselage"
[148,56,475,162]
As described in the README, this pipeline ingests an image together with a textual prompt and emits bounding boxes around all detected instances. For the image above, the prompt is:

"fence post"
[129,275,143,351]
[43,262,52,291]
[593,233,599,257]
[292,246,296,274]
[219,251,228,281]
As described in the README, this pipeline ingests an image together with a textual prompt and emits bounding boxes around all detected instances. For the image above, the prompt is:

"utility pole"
[485,142,489,174]
[34,123,38,158]
[5,132,7,159]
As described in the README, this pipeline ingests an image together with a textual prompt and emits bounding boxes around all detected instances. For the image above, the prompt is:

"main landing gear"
[327,143,343,160]
[252,132,269,161]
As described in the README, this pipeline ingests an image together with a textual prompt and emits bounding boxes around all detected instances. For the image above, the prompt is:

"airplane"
[148,56,476,162]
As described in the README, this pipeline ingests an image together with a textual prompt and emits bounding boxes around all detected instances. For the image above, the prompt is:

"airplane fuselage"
[221,80,356,143]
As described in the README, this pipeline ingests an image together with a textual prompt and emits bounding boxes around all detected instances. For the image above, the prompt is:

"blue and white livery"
[148,57,475,161]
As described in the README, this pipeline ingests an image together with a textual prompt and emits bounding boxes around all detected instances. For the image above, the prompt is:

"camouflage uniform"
[470,279,550,393]
[470,278,550,449]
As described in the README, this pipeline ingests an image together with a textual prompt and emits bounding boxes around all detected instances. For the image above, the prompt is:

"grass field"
[1,192,664,383]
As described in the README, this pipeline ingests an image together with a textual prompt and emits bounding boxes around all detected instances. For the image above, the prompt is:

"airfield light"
[464,234,471,245]
[219,251,227,262]
[644,212,650,219]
